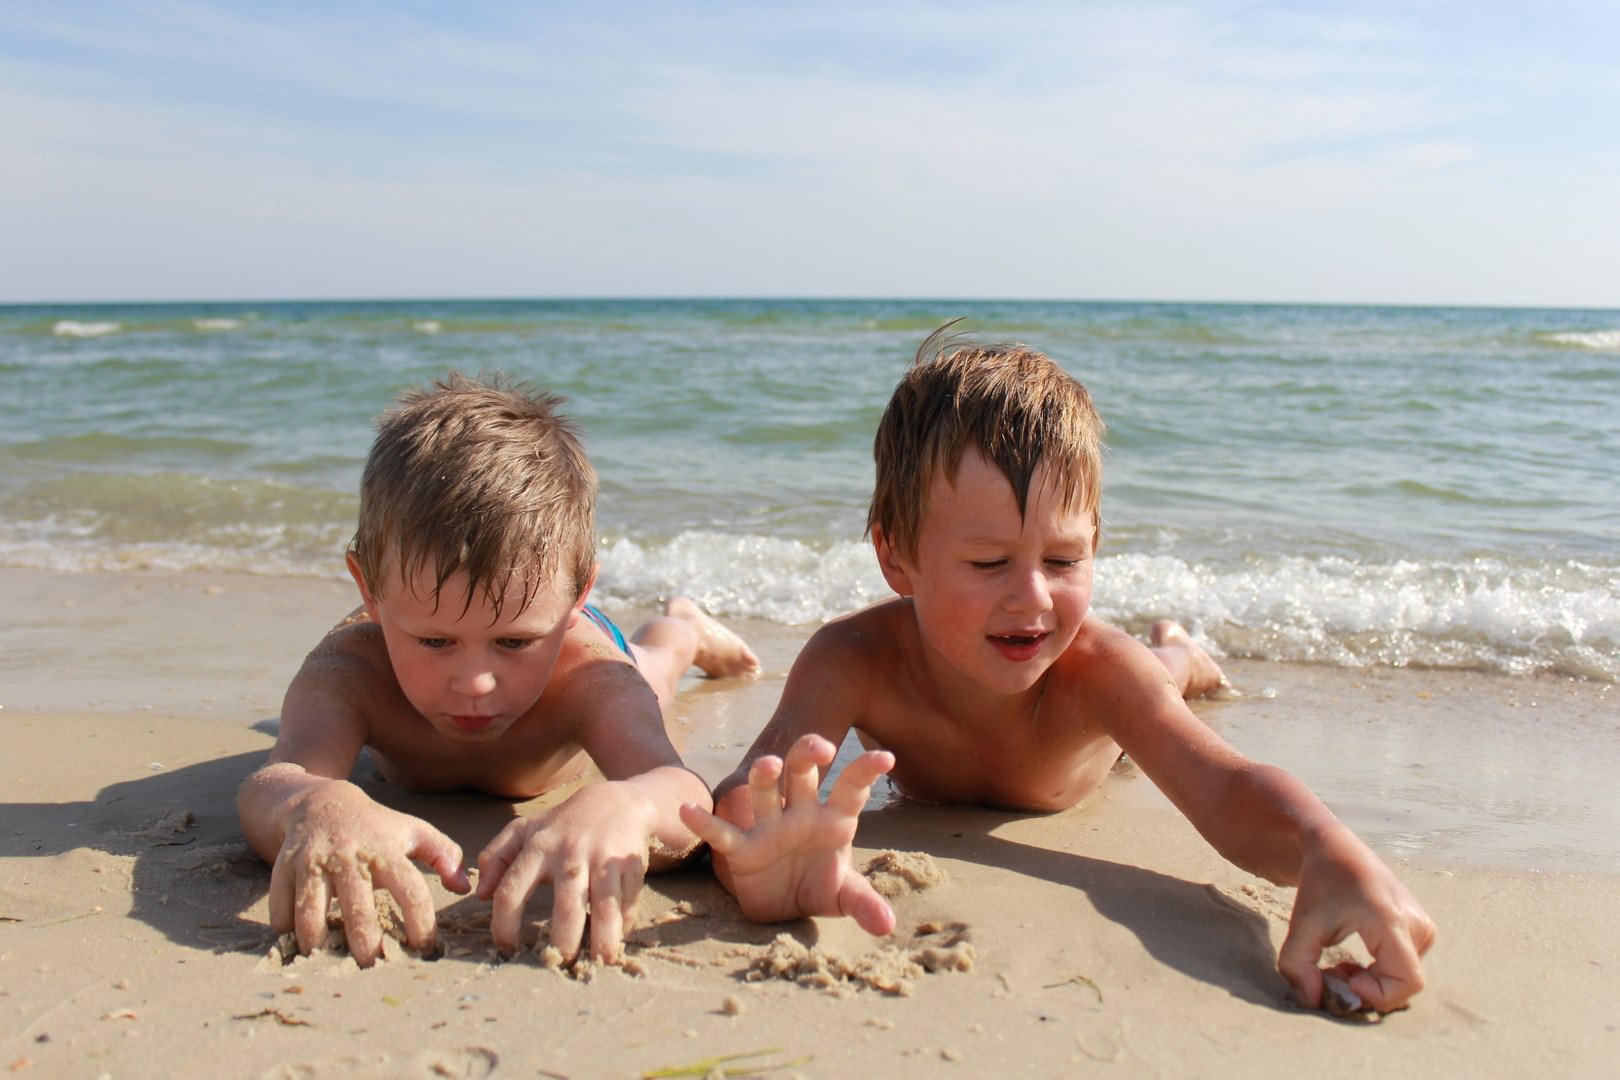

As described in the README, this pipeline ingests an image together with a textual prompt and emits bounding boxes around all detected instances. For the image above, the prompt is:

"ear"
[871,524,915,598]
[345,550,383,621]
[567,561,600,627]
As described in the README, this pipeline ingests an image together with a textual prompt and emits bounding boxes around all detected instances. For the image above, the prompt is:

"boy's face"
[347,554,590,742]
[876,449,1095,696]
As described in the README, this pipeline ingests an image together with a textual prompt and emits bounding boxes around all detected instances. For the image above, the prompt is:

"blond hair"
[868,322,1106,561]
[351,372,597,615]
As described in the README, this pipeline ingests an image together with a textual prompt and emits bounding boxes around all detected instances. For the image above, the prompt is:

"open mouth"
[989,632,1048,658]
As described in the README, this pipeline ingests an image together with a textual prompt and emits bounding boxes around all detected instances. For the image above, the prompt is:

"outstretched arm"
[471,655,714,964]
[1092,632,1436,1011]
[237,643,468,968]
[239,763,469,967]
[682,733,897,935]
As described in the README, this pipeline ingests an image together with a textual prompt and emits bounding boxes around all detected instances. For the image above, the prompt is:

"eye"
[968,559,1007,571]
[1045,557,1083,570]
[416,637,450,650]
[495,637,535,651]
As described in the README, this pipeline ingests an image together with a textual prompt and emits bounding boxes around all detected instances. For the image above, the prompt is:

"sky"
[3,1,1618,307]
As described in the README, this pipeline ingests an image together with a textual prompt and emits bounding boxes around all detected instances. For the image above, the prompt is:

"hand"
[1277,827,1437,1012]
[268,779,470,967]
[475,782,658,964]
[680,733,897,936]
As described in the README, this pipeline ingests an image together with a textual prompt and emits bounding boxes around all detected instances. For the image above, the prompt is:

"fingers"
[838,874,897,937]
[1277,917,1330,1009]
[371,857,440,954]
[292,863,334,959]
[547,859,590,962]
[586,860,624,963]
[782,734,837,805]
[1279,913,1432,1014]
[409,824,470,895]
[679,801,747,855]
[1348,919,1432,1012]
[826,750,895,818]
[267,851,296,935]
[748,755,786,826]
[475,819,526,901]
[330,860,384,968]
[485,838,546,955]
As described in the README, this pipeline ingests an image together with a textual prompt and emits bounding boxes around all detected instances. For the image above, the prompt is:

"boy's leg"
[1148,620,1228,699]
[629,597,760,705]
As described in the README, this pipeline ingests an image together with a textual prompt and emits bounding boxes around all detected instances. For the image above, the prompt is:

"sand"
[2,567,1618,1078]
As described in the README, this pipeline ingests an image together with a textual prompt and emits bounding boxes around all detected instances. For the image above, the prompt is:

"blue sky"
[4,1,1617,306]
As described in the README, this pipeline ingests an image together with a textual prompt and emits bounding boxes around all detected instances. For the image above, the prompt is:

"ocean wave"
[53,320,121,338]
[192,318,240,331]
[1544,329,1620,350]
[2,527,1613,681]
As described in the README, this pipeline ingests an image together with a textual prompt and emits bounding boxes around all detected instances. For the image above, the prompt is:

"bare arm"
[1088,629,1436,1012]
[680,621,897,933]
[472,651,714,963]
[236,640,467,967]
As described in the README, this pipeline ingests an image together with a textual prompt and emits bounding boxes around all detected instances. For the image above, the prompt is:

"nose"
[1004,566,1052,613]
[452,660,497,699]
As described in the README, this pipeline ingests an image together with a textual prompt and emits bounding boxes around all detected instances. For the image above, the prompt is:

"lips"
[450,714,495,733]
[988,632,1047,661]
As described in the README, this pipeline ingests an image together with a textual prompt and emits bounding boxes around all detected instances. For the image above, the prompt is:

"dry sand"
[2,567,1617,1078]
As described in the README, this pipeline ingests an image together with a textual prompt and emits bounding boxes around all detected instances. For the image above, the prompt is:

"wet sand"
[2,568,1617,1078]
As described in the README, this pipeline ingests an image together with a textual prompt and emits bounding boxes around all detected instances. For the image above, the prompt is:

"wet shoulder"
[297,611,393,689]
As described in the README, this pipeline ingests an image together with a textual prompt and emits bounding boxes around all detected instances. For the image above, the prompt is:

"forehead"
[924,453,1093,537]
[383,560,571,624]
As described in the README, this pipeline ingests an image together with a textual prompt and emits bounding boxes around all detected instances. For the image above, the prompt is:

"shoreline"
[4,565,1618,1076]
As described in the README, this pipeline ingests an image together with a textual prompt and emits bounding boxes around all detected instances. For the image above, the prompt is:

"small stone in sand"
[1321,974,1381,1022]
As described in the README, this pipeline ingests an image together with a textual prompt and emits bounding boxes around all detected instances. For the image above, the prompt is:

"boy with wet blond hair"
[240,373,758,967]
[683,327,1436,1014]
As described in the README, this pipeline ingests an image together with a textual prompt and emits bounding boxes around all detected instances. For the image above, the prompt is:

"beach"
[3,567,1617,1078]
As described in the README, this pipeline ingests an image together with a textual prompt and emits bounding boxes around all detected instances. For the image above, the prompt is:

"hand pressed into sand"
[681,733,898,936]
[1278,825,1438,1014]
[475,780,659,964]
[269,779,469,968]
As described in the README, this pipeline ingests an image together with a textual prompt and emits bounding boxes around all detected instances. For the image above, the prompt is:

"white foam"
[413,320,441,335]
[52,320,121,338]
[1546,329,1620,350]
[3,525,1613,682]
[192,318,240,331]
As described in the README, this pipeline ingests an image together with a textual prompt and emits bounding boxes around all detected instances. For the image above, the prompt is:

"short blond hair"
[868,323,1106,561]
[350,372,597,615]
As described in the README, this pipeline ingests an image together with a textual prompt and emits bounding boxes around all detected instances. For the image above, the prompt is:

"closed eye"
[495,637,536,650]
[968,559,1007,571]
[416,637,450,650]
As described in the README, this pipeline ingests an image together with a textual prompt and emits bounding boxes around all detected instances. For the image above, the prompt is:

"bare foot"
[666,597,761,678]
[1149,619,1228,698]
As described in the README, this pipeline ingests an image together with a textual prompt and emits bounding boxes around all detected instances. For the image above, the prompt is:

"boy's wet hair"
[868,321,1106,560]
[351,372,597,616]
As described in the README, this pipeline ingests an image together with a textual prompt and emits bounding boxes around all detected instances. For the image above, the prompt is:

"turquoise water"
[2,299,1617,680]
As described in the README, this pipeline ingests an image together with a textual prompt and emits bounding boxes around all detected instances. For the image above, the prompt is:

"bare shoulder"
[293,616,395,696]
[1051,617,1184,707]
[793,600,909,690]
[273,619,395,770]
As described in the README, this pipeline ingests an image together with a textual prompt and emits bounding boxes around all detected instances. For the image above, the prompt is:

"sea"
[2,298,1617,683]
